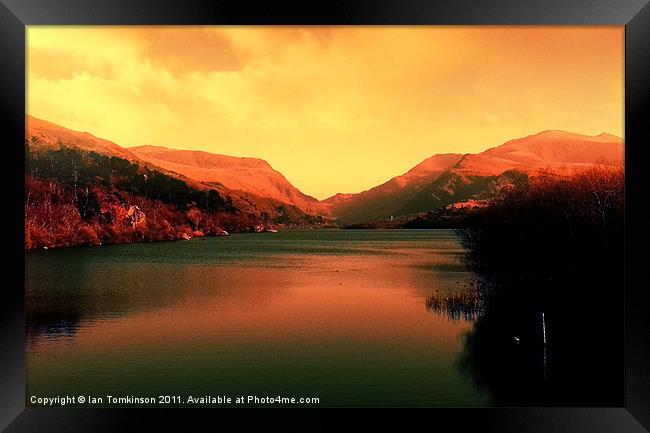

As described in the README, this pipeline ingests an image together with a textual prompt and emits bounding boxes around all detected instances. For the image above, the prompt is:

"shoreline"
[24,226,467,253]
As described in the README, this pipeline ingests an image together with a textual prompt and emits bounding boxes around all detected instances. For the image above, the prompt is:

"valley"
[25,115,623,250]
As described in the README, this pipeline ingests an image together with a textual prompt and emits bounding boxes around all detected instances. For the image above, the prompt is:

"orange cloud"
[136,28,249,74]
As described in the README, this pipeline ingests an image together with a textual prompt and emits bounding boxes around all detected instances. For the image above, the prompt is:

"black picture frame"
[1,0,649,431]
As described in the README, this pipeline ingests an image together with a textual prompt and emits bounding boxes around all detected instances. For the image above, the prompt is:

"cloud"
[28,47,116,81]
[136,28,249,75]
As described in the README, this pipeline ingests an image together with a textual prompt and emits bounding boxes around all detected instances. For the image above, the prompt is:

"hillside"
[28,117,322,219]
[456,130,623,177]
[27,116,140,161]
[25,143,239,249]
[330,130,623,222]
[482,130,622,169]
[24,117,331,250]
[129,145,322,215]
[322,153,463,223]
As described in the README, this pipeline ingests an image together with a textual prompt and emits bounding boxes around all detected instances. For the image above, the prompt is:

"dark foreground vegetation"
[449,166,624,406]
[426,290,482,322]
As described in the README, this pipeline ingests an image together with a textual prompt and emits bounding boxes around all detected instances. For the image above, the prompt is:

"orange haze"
[27,26,623,199]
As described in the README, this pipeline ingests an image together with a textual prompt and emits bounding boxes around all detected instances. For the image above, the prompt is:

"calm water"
[26,229,491,407]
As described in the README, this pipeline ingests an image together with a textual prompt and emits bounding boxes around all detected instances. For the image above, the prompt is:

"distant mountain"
[328,130,623,222]
[461,130,623,176]
[322,153,463,222]
[397,130,623,217]
[129,145,322,215]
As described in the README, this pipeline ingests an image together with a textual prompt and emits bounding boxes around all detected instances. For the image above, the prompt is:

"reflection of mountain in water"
[26,251,291,349]
[26,261,189,349]
[26,321,84,349]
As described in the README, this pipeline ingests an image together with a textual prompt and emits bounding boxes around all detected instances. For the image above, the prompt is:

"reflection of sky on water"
[26,230,489,407]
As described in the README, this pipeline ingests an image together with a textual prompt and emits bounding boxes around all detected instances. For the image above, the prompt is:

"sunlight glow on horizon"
[27,26,623,199]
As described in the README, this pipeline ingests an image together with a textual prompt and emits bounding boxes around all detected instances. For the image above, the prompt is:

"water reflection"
[26,230,489,406]
[27,227,621,407]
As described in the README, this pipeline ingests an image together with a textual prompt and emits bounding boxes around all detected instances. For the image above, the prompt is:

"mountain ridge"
[25,115,327,226]
[326,130,623,222]
[26,115,624,224]
[392,130,623,218]
[128,144,321,215]
[321,153,464,222]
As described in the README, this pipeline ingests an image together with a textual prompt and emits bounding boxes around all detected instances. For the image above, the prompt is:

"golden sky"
[27,26,623,199]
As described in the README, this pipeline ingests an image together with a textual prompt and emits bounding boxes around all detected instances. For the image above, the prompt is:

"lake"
[26,229,491,407]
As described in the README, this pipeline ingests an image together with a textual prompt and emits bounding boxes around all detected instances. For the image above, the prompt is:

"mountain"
[25,116,329,249]
[25,116,624,236]
[26,116,209,192]
[396,130,623,216]
[328,130,623,222]
[129,145,322,215]
[27,116,140,161]
[323,153,463,222]
[25,116,326,221]
[25,138,241,249]
[460,130,623,176]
